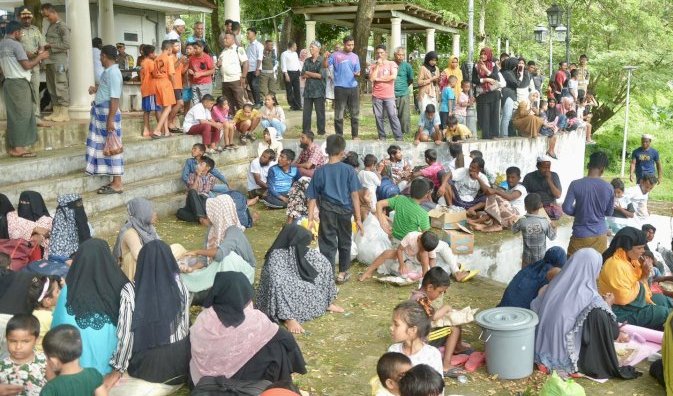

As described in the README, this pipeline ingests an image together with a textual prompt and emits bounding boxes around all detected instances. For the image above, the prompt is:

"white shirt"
[508,184,528,215]
[280,49,301,72]
[452,167,489,202]
[358,170,381,213]
[182,103,211,131]
[218,45,248,82]
[92,47,104,84]
[387,343,443,377]
[246,40,264,71]
[247,158,276,190]
[624,185,649,222]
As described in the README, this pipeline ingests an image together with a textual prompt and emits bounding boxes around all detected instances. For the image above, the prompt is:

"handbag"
[0,239,39,271]
[103,131,123,156]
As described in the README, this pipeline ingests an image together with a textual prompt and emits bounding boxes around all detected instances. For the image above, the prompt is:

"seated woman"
[498,246,566,309]
[599,227,673,330]
[649,312,673,391]
[532,248,640,379]
[260,94,287,138]
[190,271,306,386]
[7,191,52,258]
[51,238,132,378]
[107,240,190,394]
[257,127,283,158]
[256,224,344,334]
[112,198,160,280]
[285,177,312,225]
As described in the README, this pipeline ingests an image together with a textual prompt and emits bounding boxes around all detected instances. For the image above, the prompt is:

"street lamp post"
[546,4,562,78]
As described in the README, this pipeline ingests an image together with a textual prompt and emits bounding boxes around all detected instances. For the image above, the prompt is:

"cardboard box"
[428,207,467,230]
[444,224,474,255]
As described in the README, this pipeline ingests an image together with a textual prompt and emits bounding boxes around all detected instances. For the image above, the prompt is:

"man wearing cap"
[165,18,185,58]
[245,27,264,107]
[522,155,563,220]
[40,3,71,122]
[0,21,49,157]
[19,7,46,124]
[630,134,662,184]
[115,43,135,81]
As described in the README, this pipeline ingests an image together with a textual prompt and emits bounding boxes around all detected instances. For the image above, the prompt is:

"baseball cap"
[173,18,186,26]
[642,133,654,140]
[537,154,554,163]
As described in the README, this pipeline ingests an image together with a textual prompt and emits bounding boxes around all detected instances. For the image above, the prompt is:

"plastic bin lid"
[475,307,539,331]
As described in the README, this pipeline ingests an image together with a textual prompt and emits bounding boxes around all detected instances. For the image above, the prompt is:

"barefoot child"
[211,97,236,149]
[371,352,412,396]
[0,314,52,395]
[150,40,176,138]
[140,45,160,137]
[413,267,470,378]
[167,40,186,131]
[512,193,557,267]
[387,300,443,376]
[233,103,262,143]
[376,178,432,241]
[181,143,229,194]
[359,154,384,214]
[177,156,217,225]
[41,325,106,395]
[359,230,438,281]
[469,166,526,232]
[414,104,442,145]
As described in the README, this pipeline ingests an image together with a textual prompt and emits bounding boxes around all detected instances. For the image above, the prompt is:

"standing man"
[370,44,401,141]
[281,41,302,111]
[188,40,214,104]
[630,134,662,184]
[528,61,542,93]
[115,43,135,81]
[217,32,248,113]
[394,47,413,136]
[18,7,46,125]
[165,18,185,41]
[577,55,590,98]
[0,21,49,158]
[553,61,568,101]
[40,3,70,122]
[301,40,326,136]
[259,39,277,96]
[522,155,563,220]
[562,151,614,255]
[325,35,360,139]
[186,21,210,54]
[245,28,264,108]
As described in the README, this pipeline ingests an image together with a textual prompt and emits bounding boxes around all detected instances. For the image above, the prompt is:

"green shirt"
[387,195,430,240]
[40,368,102,396]
[394,61,414,97]
[44,19,70,63]
[301,56,326,98]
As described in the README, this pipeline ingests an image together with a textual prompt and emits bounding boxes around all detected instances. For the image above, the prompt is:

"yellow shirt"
[233,109,260,124]
[598,248,652,305]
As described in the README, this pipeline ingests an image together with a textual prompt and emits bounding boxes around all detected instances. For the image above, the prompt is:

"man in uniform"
[40,3,71,122]
[18,7,47,125]
[115,42,135,81]
[259,39,277,97]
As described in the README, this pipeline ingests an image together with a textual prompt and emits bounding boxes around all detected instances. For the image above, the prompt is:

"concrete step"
[0,134,201,187]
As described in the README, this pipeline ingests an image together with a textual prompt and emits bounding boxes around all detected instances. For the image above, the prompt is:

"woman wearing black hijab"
[51,238,132,377]
[6,191,52,258]
[256,224,343,334]
[190,271,306,386]
[107,240,190,389]
[0,194,14,239]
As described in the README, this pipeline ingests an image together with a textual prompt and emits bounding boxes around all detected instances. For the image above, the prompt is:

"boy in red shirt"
[188,41,215,105]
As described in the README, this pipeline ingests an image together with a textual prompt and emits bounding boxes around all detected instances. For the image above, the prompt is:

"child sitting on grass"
[376,178,432,242]
[398,364,444,396]
[387,300,443,376]
[0,314,52,396]
[606,178,635,234]
[177,156,217,225]
[359,154,384,214]
[359,231,438,281]
[412,267,471,379]
[469,166,527,232]
[371,352,412,396]
[181,143,229,194]
[512,193,557,267]
[41,325,106,396]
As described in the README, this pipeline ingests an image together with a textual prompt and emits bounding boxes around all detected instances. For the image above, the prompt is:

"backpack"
[191,377,272,396]
[0,239,39,271]
[376,176,400,201]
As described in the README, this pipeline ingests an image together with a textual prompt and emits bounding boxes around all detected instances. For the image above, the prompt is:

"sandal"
[450,354,470,366]
[9,151,36,158]
[458,270,480,283]
[150,133,163,139]
[97,185,123,195]
[336,272,351,284]
[546,151,558,160]
[443,367,467,378]
[464,351,485,372]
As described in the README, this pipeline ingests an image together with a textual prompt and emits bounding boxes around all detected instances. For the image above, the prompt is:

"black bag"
[191,377,271,396]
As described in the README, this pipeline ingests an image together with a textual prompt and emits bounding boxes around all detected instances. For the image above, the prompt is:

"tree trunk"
[24,0,42,29]
[279,13,294,91]
[353,0,376,88]
[210,0,222,53]
[478,0,486,48]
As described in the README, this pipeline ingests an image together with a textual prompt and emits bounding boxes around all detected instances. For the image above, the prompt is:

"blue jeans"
[500,97,514,137]
[260,119,287,137]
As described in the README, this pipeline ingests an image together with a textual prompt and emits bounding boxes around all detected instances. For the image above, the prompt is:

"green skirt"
[3,78,36,148]
[612,284,673,330]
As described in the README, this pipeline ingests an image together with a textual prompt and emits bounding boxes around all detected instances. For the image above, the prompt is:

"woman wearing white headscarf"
[113,198,159,280]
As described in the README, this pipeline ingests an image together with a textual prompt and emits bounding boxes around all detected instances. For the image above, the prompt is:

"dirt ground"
[102,203,666,396]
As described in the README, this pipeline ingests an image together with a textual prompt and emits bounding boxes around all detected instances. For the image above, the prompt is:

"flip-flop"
[443,367,467,378]
[9,152,36,158]
[450,354,470,366]
[458,270,480,283]
[97,185,123,195]
[464,351,485,373]
[150,133,162,139]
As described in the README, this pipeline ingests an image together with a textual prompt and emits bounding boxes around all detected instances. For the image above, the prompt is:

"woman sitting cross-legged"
[190,271,306,386]
[112,197,160,280]
[532,248,641,379]
[599,227,673,330]
[256,224,344,334]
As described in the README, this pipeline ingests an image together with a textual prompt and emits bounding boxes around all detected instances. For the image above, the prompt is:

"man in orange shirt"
[140,44,159,137]
[168,40,187,131]
[151,40,176,138]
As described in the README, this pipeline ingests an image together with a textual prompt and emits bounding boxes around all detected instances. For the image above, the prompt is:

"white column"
[390,17,402,58]
[425,28,435,52]
[224,0,240,23]
[505,39,510,55]
[452,34,460,57]
[496,37,501,55]
[305,20,316,49]
[98,0,115,44]
[66,0,95,119]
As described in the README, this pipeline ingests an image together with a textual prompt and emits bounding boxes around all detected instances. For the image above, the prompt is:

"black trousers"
[317,206,353,273]
[246,71,261,105]
[333,86,360,138]
[176,190,207,222]
[285,71,301,110]
[302,96,326,134]
[476,90,500,139]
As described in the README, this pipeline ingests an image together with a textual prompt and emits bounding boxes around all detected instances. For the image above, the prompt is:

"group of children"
[415,79,474,145]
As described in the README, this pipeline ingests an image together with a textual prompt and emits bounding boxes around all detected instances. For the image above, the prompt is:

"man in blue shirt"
[630,134,662,184]
[324,35,361,139]
[262,149,300,209]
[181,143,229,194]
[562,151,614,255]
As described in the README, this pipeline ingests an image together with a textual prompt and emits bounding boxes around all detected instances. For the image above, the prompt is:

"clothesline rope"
[242,8,292,23]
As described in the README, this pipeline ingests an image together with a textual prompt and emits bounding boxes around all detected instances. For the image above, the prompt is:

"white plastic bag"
[355,215,392,265]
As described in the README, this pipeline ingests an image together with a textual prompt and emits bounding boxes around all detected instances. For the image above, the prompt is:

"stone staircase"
[0,116,257,237]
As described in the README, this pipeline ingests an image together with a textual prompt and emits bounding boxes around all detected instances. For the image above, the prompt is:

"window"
[123,32,138,42]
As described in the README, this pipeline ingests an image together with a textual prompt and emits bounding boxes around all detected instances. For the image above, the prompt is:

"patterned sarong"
[85,101,124,176]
